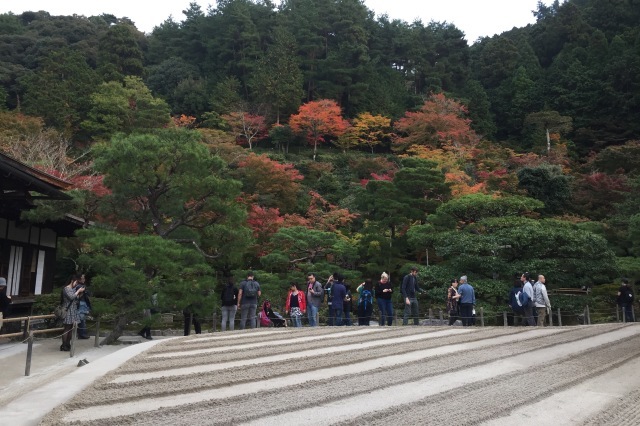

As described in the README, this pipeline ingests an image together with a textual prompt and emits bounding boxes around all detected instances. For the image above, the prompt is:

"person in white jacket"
[533,275,551,326]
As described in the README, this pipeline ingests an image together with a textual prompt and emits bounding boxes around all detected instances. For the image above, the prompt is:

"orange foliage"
[237,153,303,212]
[339,112,392,153]
[289,99,349,158]
[171,114,197,128]
[405,145,483,195]
[305,191,359,232]
[393,93,479,158]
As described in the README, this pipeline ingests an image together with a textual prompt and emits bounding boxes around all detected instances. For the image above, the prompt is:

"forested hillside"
[1,0,638,330]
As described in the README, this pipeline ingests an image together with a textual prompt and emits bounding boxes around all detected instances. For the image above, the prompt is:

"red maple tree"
[222,111,267,150]
[394,93,479,158]
[289,99,349,160]
[237,153,304,212]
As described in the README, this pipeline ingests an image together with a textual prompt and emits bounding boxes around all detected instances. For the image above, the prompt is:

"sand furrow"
[37,324,638,426]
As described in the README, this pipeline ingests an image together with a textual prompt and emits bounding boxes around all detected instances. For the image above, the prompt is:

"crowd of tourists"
[221,268,479,329]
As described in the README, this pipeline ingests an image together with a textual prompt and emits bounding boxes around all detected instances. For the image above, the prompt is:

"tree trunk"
[100,314,128,346]
[546,128,551,154]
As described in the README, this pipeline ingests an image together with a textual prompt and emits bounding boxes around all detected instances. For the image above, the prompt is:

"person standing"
[183,302,202,336]
[306,273,324,327]
[521,273,535,326]
[285,283,306,327]
[238,271,261,329]
[458,275,476,327]
[375,272,394,326]
[533,275,551,326]
[324,275,335,326]
[357,279,374,326]
[331,273,347,326]
[60,274,85,351]
[343,284,353,326]
[220,279,239,331]
[138,293,157,340]
[617,278,635,322]
[77,274,91,339]
[447,279,460,326]
[401,266,421,325]
[0,277,12,318]
[508,278,525,326]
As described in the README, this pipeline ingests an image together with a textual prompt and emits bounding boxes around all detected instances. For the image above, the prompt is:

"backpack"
[243,280,258,298]
[517,290,530,308]
[359,289,373,310]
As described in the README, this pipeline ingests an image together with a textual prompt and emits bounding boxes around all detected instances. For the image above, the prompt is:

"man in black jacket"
[617,278,635,322]
[402,266,421,325]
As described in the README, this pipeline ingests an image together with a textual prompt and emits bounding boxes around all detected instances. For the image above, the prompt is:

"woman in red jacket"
[285,282,307,327]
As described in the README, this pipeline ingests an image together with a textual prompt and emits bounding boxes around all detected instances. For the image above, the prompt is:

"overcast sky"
[0,0,551,44]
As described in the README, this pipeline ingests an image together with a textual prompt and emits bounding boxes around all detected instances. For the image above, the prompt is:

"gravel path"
[38,323,640,425]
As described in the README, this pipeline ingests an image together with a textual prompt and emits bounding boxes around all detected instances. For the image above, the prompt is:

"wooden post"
[438,309,443,324]
[25,331,34,376]
[503,312,508,327]
[480,307,485,327]
[212,312,217,333]
[623,307,626,323]
[394,310,398,326]
[616,306,620,322]
[94,317,100,347]
[189,312,193,334]
[428,308,433,323]
[22,316,32,340]
[586,305,591,325]
[633,306,636,323]
[70,323,77,358]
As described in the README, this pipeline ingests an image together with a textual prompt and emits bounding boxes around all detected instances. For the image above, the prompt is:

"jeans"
[78,314,88,337]
[343,309,352,326]
[308,304,319,327]
[240,303,257,329]
[459,303,474,327]
[291,314,302,327]
[333,307,344,326]
[377,298,393,326]
[221,305,237,331]
[327,305,335,326]
[78,301,89,337]
[403,298,419,325]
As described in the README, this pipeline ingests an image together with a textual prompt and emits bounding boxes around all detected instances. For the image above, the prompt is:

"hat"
[0,277,6,286]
